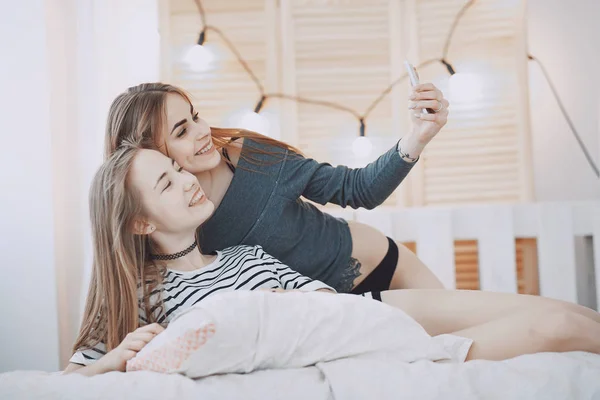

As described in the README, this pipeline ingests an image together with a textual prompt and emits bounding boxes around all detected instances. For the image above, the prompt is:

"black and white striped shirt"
[70,245,333,366]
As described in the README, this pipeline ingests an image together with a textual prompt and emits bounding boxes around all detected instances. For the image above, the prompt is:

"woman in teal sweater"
[105,82,448,293]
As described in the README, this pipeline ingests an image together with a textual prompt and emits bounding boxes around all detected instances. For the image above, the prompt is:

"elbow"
[362,197,383,210]
[363,203,378,211]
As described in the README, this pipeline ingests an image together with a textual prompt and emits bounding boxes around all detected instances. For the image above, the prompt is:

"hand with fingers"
[97,323,164,373]
[396,82,449,162]
[408,83,450,144]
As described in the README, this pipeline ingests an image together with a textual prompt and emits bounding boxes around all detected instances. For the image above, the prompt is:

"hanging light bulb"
[440,58,456,76]
[238,111,270,135]
[352,119,373,158]
[233,96,270,135]
[225,96,271,135]
[352,136,373,158]
[448,72,484,104]
[183,30,216,72]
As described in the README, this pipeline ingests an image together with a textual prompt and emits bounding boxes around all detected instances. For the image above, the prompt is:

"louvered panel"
[453,239,538,293]
[284,0,398,205]
[170,0,265,13]
[164,0,531,206]
[416,0,520,58]
[168,0,273,129]
[408,0,531,205]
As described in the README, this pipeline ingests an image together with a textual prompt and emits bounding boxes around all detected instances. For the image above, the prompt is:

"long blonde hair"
[73,143,164,353]
[104,82,301,162]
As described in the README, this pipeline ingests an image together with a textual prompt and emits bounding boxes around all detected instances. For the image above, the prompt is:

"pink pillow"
[127,324,215,373]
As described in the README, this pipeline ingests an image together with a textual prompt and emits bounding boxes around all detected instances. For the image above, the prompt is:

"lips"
[188,188,206,207]
[195,141,214,156]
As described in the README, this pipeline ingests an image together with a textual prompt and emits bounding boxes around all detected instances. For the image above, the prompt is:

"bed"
[2,351,599,399]
[1,291,599,399]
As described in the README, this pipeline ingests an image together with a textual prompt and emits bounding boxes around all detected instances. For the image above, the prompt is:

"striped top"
[70,245,333,366]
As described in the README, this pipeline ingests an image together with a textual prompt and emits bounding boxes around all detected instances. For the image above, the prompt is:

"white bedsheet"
[2,351,599,399]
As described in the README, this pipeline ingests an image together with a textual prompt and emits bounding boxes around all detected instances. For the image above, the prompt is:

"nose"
[182,172,198,192]
[194,120,210,139]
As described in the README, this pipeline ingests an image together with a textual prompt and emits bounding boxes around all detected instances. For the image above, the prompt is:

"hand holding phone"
[404,60,435,114]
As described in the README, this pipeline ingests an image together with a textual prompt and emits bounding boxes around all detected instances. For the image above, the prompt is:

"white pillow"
[127,290,471,377]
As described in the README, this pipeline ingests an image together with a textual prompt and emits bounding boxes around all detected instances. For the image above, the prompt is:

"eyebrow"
[170,118,187,135]
[154,172,167,190]
[154,159,176,190]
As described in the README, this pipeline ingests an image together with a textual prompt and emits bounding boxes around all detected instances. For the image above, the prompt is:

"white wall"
[0,0,60,372]
[0,0,160,372]
[54,0,161,369]
[61,0,161,368]
[527,0,600,201]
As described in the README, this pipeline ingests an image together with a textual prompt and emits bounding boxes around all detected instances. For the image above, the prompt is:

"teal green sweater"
[198,139,415,292]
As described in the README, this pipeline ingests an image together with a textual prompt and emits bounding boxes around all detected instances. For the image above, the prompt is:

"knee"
[529,306,583,347]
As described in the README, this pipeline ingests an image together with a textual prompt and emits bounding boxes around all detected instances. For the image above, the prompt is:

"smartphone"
[404,60,434,114]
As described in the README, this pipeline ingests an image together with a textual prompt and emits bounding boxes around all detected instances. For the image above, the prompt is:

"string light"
[183,30,216,72]
[352,119,373,158]
[440,59,456,76]
[253,95,267,114]
[187,0,467,145]
[237,111,270,136]
[448,72,484,104]
[187,0,598,177]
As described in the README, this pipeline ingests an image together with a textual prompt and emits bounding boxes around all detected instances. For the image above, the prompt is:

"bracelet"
[397,140,419,163]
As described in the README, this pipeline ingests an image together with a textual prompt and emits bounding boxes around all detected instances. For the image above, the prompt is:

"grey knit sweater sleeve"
[282,142,416,210]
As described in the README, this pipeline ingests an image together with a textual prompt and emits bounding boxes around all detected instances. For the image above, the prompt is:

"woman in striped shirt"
[65,143,600,376]
[64,144,333,376]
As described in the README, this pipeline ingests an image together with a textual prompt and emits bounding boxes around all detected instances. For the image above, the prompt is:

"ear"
[132,219,156,235]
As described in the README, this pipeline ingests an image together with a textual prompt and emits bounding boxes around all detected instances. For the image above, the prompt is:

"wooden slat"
[355,209,394,238]
[514,0,534,201]
[413,209,456,288]
[537,203,577,302]
[517,238,539,295]
[572,201,600,236]
[279,0,299,146]
[389,0,409,207]
[475,206,517,293]
[454,240,479,290]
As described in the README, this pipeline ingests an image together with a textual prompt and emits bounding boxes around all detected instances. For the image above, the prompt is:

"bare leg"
[380,289,600,335]
[348,222,444,291]
[389,241,444,290]
[450,308,600,360]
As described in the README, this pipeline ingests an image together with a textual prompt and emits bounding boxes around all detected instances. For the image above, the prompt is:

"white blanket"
[2,351,599,399]
[129,291,472,376]
[2,291,599,399]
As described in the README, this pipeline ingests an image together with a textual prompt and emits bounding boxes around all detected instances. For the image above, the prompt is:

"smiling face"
[128,149,215,234]
[158,93,221,174]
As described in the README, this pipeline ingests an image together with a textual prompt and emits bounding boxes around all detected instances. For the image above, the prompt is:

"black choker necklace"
[150,241,198,261]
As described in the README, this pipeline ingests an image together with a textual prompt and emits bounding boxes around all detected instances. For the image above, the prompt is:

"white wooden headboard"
[326,201,600,310]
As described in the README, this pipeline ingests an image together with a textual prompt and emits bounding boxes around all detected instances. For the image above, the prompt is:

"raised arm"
[284,83,449,209]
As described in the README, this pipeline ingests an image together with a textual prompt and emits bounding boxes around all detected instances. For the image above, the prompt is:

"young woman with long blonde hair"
[105,82,449,295]
[65,145,600,376]
[65,144,333,376]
